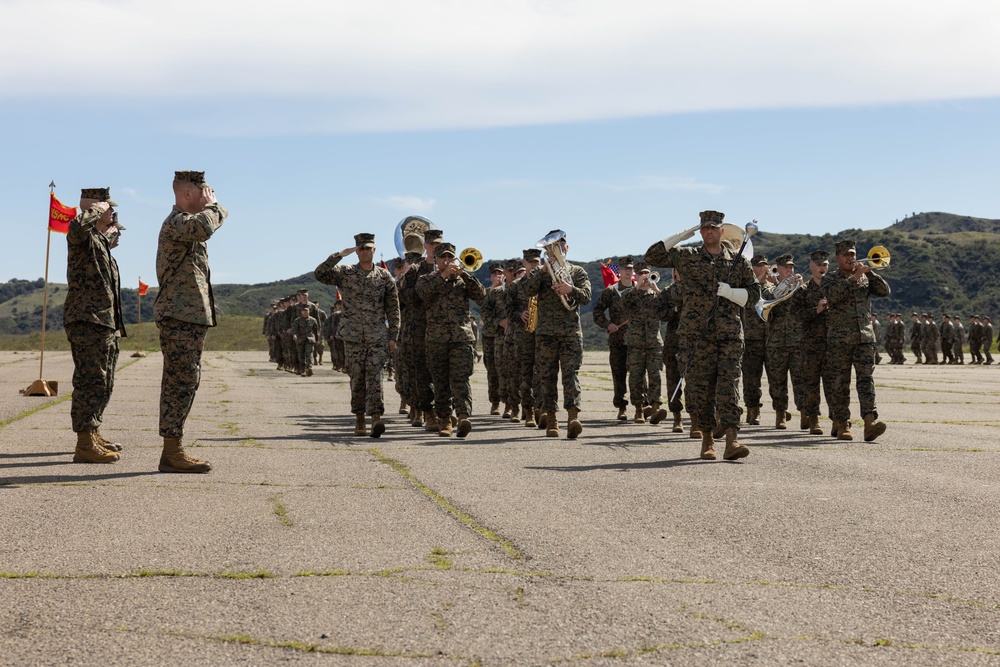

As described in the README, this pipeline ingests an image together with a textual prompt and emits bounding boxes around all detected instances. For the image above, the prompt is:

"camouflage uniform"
[886,316,906,364]
[763,269,803,418]
[820,261,890,424]
[314,306,327,364]
[644,238,761,432]
[263,306,276,361]
[872,315,883,364]
[416,262,486,419]
[984,320,995,364]
[953,319,965,364]
[523,262,592,414]
[500,266,523,411]
[479,278,504,406]
[792,279,831,420]
[621,283,669,408]
[507,272,536,416]
[940,318,955,364]
[291,311,319,372]
[909,317,923,363]
[154,189,228,439]
[64,200,126,434]
[969,320,984,363]
[398,260,437,412]
[314,251,400,416]
[662,281,684,414]
[740,278,768,417]
[592,280,633,409]
[921,317,939,364]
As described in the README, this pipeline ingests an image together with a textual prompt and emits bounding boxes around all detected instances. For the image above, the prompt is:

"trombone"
[853,245,890,268]
[459,247,483,272]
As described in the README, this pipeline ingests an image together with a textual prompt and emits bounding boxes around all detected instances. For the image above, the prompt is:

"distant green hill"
[3,212,999,348]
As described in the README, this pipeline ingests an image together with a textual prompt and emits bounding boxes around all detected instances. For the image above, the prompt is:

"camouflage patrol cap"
[354,232,375,248]
[270,299,279,306]
[699,210,725,228]
[810,250,830,263]
[835,239,856,254]
[489,262,504,273]
[296,288,308,295]
[618,256,634,268]
[434,242,456,258]
[633,261,651,273]
[775,254,795,267]
[523,248,542,260]
[750,254,768,266]
[922,312,929,318]
[391,257,405,270]
[80,187,119,207]
[404,251,424,264]
[942,313,950,318]
[174,171,207,186]
[504,259,519,272]
[424,229,444,243]
[911,312,919,317]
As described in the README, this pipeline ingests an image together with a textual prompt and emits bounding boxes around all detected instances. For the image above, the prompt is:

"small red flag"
[48,193,77,234]
[138,281,149,296]
[601,260,619,288]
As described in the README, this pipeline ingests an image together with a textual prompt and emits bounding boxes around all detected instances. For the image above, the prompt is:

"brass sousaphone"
[393,215,437,258]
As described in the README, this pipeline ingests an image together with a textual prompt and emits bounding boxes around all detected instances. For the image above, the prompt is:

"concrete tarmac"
[1,350,999,666]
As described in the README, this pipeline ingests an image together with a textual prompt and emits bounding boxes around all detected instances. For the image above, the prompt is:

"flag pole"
[132,277,146,358]
[23,181,60,396]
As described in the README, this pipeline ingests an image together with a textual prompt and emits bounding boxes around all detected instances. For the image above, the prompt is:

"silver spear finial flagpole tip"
[49,181,56,191]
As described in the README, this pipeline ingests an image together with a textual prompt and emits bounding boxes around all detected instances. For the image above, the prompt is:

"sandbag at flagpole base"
[21,379,59,397]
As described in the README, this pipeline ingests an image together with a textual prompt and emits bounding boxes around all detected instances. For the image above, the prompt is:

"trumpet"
[852,245,890,268]
[649,271,660,284]
[459,247,483,272]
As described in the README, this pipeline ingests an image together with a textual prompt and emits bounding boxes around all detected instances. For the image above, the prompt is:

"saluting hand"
[340,246,358,257]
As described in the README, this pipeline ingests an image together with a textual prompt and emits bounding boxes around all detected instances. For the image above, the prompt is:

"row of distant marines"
[270,212,897,461]
[890,312,997,365]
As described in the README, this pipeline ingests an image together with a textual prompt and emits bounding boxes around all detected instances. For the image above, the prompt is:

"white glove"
[660,224,700,250]
[717,282,749,307]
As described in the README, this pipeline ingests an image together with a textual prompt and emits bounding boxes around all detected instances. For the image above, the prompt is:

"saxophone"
[535,230,576,311]
[525,296,538,333]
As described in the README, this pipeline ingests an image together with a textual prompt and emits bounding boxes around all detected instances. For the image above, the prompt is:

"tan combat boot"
[510,404,520,423]
[411,408,424,427]
[354,413,367,436]
[712,422,726,439]
[490,402,500,416]
[501,402,512,419]
[837,420,854,441]
[94,429,123,452]
[649,402,667,425]
[809,414,823,435]
[370,413,385,439]
[776,410,788,429]
[524,410,537,428]
[671,410,683,433]
[643,405,653,419]
[546,412,560,438]
[746,406,760,425]
[633,406,646,424]
[399,399,408,415]
[159,437,211,473]
[863,414,886,442]
[616,406,628,421]
[439,418,453,437]
[538,412,548,430]
[800,413,809,430]
[723,428,750,460]
[424,411,440,432]
[456,414,473,438]
[567,408,583,439]
[689,414,702,439]
[73,431,119,464]
[700,431,717,460]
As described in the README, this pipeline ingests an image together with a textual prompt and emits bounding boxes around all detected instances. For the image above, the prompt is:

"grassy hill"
[3,211,999,349]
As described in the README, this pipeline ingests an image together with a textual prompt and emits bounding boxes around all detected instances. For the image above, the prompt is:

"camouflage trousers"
[273,336,285,365]
[297,339,314,370]
[535,333,583,413]
[910,340,922,361]
[741,338,766,411]
[282,334,297,368]
[482,336,500,404]
[314,338,324,363]
[66,322,119,433]
[628,345,662,407]
[680,336,743,431]
[405,332,434,411]
[344,341,388,416]
[608,340,628,408]
[267,336,278,361]
[766,345,802,413]
[516,332,536,412]
[157,318,208,439]
[333,338,346,369]
[798,344,831,418]
[826,341,877,422]
[392,346,407,399]
[986,342,995,364]
[940,340,955,364]
[953,340,964,363]
[970,342,982,364]
[503,332,521,406]
[663,343,683,413]
[921,340,938,364]
[426,340,475,418]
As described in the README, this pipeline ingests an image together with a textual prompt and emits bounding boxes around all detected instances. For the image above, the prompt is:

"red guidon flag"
[138,281,149,296]
[48,193,77,234]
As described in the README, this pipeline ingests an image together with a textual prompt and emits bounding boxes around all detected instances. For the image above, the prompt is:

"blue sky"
[2,0,998,287]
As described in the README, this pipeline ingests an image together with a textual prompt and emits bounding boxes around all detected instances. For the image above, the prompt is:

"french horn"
[755,274,804,322]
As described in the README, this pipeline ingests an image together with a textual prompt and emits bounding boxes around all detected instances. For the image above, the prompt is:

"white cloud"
[606,176,728,196]
[2,0,999,133]
[375,195,436,213]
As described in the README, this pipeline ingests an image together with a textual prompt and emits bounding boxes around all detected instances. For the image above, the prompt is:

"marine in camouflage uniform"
[500,260,524,419]
[920,314,939,364]
[939,314,956,364]
[592,256,635,421]
[886,313,906,364]
[64,187,126,464]
[479,263,506,414]
[953,316,966,364]
[621,262,670,424]
[396,251,423,417]
[264,302,277,362]
[968,316,984,364]
[662,272,686,431]
[820,239,890,441]
[398,229,443,429]
[416,243,486,437]
[740,255,770,425]
[644,210,761,461]
[315,233,400,437]
[523,231,592,439]
[983,317,995,364]
[314,303,327,365]
[154,170,227,473]
[291,306,319,376]
[909,313,923,364]
[763,253,803,430]
[791,250,832,435]
[509,249,542,426]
